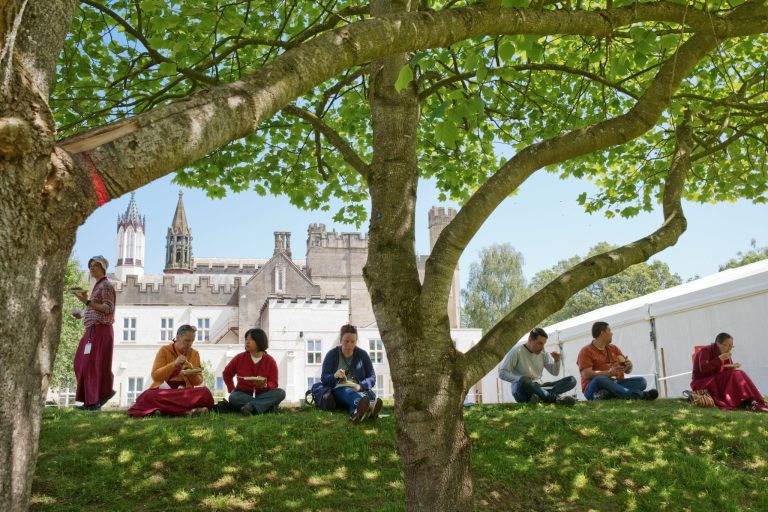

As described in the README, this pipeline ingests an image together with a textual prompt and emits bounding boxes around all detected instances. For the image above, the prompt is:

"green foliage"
[719,239,768,271]
[52,260,87,391]
[461,244,529,332]
[530,242,682,324]
[52,2,768,226]
[32,401,768,510]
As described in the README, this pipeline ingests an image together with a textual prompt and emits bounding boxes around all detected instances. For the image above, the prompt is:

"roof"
[541,259,768,343]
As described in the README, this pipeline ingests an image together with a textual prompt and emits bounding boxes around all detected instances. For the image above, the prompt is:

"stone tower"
[164,191,193,274]
[427,206,461,327]
[114,192,146,281]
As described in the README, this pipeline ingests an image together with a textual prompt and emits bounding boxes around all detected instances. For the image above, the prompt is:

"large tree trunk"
[365,2,473,510]
[0,1,81,509]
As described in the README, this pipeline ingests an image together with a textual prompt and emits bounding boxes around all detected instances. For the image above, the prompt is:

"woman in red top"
[691,332,768,412]
[223,328,286,415]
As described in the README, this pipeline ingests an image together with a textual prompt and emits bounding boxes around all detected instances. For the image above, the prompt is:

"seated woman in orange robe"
[128,324,214,417]
[691,332,768,412]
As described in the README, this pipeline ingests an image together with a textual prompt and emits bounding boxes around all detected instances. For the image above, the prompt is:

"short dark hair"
[715,332,732,345]
[176,324,196,338]
[340,324,357,337]
[529,327,548,340]
[245,328,269,352]
[592,321,609,339]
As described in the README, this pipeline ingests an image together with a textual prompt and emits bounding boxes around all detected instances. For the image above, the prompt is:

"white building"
[94,193,481,406]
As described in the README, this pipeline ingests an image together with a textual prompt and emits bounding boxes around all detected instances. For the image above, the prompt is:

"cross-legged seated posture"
[320,324,383,423]
[498,327,576,405]
[128,324,214,417]
[223,328,286,416]
[578,321,658,401]
[691,332,768,412]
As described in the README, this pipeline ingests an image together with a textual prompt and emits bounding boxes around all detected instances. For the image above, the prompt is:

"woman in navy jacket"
[321,324,383,423]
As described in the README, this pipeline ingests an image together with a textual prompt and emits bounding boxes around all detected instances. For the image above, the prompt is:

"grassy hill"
[31,400,768,511]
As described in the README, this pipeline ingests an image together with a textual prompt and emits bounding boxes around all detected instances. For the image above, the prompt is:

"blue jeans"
[513,376,577,403]
[332,386,376,415]
[228,388,286,413]
[584,375,647,400]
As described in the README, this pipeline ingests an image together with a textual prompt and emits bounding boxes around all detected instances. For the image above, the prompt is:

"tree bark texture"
[364,2,474,510]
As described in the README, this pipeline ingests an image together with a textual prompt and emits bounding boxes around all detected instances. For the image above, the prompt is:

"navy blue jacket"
[321,346,377,399]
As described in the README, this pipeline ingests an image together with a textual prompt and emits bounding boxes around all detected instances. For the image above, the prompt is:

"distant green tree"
[52,259,87,392]
[461,244,529,333]
[530,242,682,325]
[719,239,768,271]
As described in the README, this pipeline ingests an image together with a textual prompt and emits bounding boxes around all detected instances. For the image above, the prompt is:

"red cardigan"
[222,351,279,394]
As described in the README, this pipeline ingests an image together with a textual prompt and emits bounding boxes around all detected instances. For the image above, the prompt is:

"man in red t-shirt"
[577,321,658,401]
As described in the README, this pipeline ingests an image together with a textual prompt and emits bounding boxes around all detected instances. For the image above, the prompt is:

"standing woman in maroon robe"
[128,324,214,417]
[72,256,116,411]
[691,332,768,412]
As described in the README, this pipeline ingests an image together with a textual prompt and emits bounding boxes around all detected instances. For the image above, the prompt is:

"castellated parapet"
[114,274,241,306]
[307,223,368,249]
[428,206,457,251]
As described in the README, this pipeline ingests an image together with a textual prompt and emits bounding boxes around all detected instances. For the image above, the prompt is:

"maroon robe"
[691,343,765,410]
[73,324,114,406]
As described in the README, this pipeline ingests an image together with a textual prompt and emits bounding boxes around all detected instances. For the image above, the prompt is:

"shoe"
[528,394,541,405]
[150,410,163,417]
[266,405,280,414]
[187,407,209,417]
[368,398,383,420]
[592,390,612,401]
[240,403,256,416]
[76,403,100,411]
[748,401,768,413]
[643,389,659,401]
[349,396,370,424]
[555,395,576,406]
[98,390,116,408]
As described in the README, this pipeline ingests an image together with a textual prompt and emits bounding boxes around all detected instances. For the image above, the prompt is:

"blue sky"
[72,171,767,291]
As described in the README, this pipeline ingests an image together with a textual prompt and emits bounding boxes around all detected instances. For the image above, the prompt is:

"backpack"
[683,389,716,408]
[305,382,337,411]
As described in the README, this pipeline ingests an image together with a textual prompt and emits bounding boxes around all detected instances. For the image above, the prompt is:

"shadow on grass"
[32,400,768,511]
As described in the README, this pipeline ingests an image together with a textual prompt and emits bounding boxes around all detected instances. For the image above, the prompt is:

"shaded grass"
[32,400,768,511]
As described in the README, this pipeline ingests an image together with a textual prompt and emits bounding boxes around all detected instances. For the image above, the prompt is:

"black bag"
[305,382,336,411]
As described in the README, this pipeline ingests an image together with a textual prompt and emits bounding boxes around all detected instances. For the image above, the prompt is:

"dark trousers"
[513,376,577,403]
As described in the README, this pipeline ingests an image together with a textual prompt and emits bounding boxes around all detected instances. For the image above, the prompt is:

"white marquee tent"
[485,258,768,403]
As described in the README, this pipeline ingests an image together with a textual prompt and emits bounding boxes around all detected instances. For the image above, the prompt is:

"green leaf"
[157,62,177,75]
[394,65,414,93]
[498,41,516,62]
[502,0,529,7]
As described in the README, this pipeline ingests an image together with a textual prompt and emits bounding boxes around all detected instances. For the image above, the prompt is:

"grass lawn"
[31,400,768,511]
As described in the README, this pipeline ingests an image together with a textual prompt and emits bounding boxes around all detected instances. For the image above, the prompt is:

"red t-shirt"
[577,342,626,392]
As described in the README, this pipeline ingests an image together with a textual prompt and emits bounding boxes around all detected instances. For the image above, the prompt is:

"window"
[373,376,387,399]
[306,339,322,364]
[197,318,210,341]
[122,318,136,342]
[368,338,385,364]
[127,377,144,405]
[274,266,285,293]
[160,318,174,343]
[307,376,321,389]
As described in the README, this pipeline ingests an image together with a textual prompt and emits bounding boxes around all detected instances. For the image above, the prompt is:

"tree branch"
[55,2,768,204]
[422,20,725,313]
[282,105,370,179]
[462,112,694,387]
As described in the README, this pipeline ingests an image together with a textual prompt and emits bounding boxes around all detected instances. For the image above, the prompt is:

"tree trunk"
[365,2,473,510]
[0,3,82,507]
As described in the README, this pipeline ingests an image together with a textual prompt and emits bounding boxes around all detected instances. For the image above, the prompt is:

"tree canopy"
[4,1,768,510]
[719,239,768,270]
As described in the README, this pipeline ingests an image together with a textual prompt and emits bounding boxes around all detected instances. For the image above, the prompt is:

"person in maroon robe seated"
[128,324,214,417]
[691,332,768,413]
[222,328,286,415]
